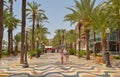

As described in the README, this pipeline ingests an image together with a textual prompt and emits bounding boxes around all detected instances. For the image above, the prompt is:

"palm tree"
[35,11,48,51]
[8,0,17,55]
[90,3,102,57]
[27,29,32,52]
[27,1,43,55]
[27,9,48,57]
[4,11,20,55]
[53,29,78,54]
[107,0,120,22]
[60,29,66,46]
[107,0,120,55]
[14,33,21,56]
[36,25,50,41]
[0,0,4,59]
[66,30,78,55]
[54,29,67,49]
[8,0,17,13]
[64,0,97,60]
[35,11,48,28]
[20,0,26,64]
[91,4,117,61]
[52,35,59,48]
[77,22,82,57]
[55,29,62,47]
[64,13,83,57]
[53,29,64,48]
[26,24,49,57]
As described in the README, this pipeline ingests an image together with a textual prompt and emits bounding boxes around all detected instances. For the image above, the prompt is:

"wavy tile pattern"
[0,53,120,77]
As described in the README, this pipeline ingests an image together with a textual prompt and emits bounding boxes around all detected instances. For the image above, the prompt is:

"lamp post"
[78,38,80,58]
[105,27,112,67]
[41,42,42,54]
[23,26,29,68]
[42,42,45,53]
[36,37,40,58]
[93,41,97,56]
[116,30,118,54]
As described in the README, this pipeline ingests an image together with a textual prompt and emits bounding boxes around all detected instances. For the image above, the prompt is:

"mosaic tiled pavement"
[0,53,120,77]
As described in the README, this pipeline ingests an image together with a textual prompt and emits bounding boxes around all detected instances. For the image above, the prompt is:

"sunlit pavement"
[0,52,120,77]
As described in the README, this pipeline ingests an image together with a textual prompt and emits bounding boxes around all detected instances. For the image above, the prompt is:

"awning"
[45,46,53,48]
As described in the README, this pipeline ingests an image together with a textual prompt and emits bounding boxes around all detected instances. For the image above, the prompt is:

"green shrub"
[89,50,93,54]
[77,50,86,57]
[17,50,20,53]
[28,50,35,56]
[69,48,75,55]
[38,48,41,54]
[114,56,120,60]
[2,51,8,55]
[97,54,102,57]
[28,48,42,57]
[2,49,6,51]
[32,50,37,56]
[2,51,9,56]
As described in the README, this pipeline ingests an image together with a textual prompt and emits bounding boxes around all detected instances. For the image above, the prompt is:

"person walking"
[63,48,69,64]
[66,49,69,64]
[59,48,64,64]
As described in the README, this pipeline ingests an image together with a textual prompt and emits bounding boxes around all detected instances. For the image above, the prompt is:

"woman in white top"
[63,48,69,64]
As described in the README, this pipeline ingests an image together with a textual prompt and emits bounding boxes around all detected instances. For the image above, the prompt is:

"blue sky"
[4,0,103,41]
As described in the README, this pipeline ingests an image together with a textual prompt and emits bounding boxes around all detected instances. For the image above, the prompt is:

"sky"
[3,0,103,41]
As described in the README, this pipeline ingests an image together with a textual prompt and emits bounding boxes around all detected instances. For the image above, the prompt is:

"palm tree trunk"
[85,30,90,60]
[32,14,35,50]
[0,0,3,59]
[8,29,13,55]
[93,32,97,56]
[10,0,13,13]
[10,29,13,55]
[20,0,26,64]
[15,44,18,56]
[78,22,81,58]
[74,42,76,56]
[59,35,61,47]
[10,30,14,55]
[101,37,106,62]
[62,34,64,45]
[10,0,14,55]
[30,14,35,59]
[8,30,11,55]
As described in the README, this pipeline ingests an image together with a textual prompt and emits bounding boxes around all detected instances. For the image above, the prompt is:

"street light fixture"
[105,27,112,67]
[23,26,29,68]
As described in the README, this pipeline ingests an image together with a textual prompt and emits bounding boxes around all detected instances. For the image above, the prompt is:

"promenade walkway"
[0,52,120,77]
